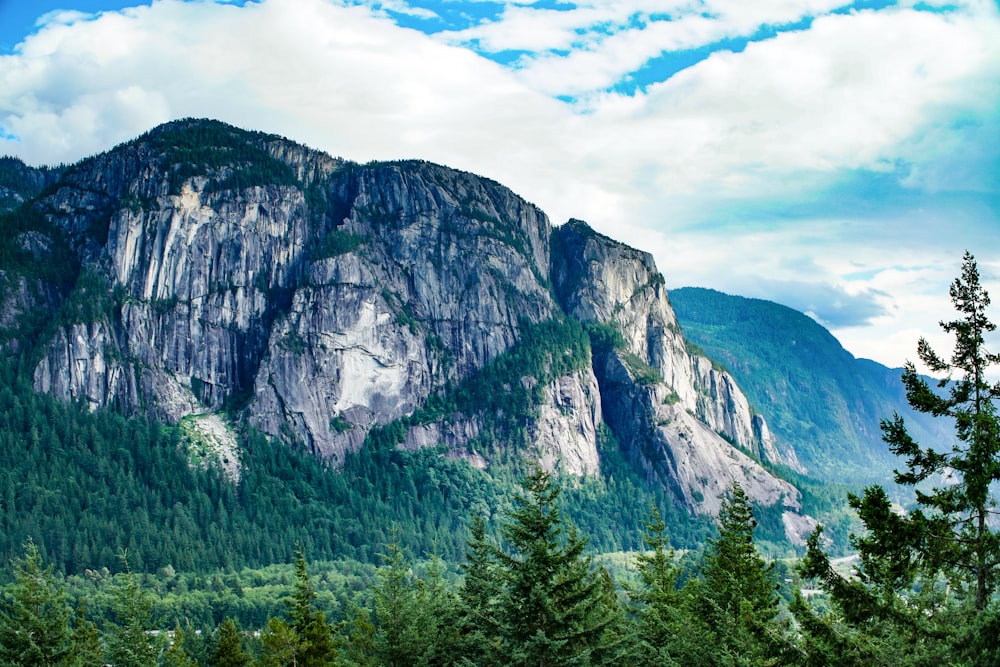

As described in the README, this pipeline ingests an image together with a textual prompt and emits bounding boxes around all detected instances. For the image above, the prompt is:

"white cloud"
[0,0,997,373]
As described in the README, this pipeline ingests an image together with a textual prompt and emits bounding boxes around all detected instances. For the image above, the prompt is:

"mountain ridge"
[670,286,952,484]
[1,118,842,553]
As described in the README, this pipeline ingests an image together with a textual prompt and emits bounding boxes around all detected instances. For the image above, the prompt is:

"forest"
[1,198,998,666]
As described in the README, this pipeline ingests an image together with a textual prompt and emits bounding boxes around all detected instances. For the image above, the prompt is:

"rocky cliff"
[0,119,809,540]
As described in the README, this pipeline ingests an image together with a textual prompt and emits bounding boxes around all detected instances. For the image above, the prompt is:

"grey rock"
[5,120,813,540]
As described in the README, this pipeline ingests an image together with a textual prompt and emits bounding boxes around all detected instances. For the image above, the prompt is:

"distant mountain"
[670,287,952,484]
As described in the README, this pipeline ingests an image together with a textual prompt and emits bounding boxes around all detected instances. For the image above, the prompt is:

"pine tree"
[0,540,73,667]
[694,482,790,665]
[494,467,619,667]
[283,549,338,667]
[628,506,686,666]
[798,252,1000,664]
[163,623,198,667]
[104,553,160,667]
[339,540,462,667]
[69,601,104,667]
[257,617,299,667]
[868,251,1000,610]
[457,515,502,666]
[210,617,251,667]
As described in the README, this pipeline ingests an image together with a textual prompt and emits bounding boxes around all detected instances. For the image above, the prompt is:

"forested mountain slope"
[670,287,952,483]
[0,118,836,571]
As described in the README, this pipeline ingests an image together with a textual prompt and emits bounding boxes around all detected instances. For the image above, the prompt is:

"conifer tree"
[457,515,503,666]
[494,467,619,667]
[375,538,465,665]
[163,623,198,667]
[863,251,1000,610]
[627,506,688,666]
[257,618,299,667]
[0,540,73,667]
[798,252,1000,664]
[104,553,161,667]
[210,617,251,667]
[693,482,790,665]
[285,550,338,667]
[372,537,417,667]
[70,601,104,667]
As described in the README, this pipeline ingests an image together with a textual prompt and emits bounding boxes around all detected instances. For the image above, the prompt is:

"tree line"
[0,468,803,667]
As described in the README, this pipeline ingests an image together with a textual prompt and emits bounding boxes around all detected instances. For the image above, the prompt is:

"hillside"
[670,287,952,483]
[0,119,825,572]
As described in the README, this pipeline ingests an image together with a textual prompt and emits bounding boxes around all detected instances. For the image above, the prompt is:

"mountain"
[0,118,815,564]
[669,287,952,483]
[0,157,60,213]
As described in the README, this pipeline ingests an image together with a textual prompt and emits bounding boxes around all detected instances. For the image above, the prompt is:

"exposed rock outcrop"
[2,119,812,540]
[551,220,801,516]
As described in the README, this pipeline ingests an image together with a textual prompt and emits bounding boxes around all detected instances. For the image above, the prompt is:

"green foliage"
[140,119,298,195]
[163,623,199,667]
[70,600,103,667]
[51,269,116,328]
[104,555,161,667]
[0,158,58,213]
[584,320,624,355]
[796,253,1000,664]
[0,203,79,289]
[628,507,687,665]
[0,468,826,667]
[210,617,251,667]
[491,469,622,666]
[328,416,352,434]
[0,540,74,667]
[693,483,788,664]
[621,352,662,386]
[310,230,365,260]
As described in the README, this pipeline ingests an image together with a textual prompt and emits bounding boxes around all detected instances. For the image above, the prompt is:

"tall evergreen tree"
[494,468,619,667]
[104,553,161,667]
[627,506,688,667]
[284,550,338,667]
[866,251,1000,610]
[693,482,791,665]
[457,515,503,666]
[0,540,73,667]
[798,252,1000,665]
[69,601,104,667]
[371,537,418,667]
[163,623,198,667]
[210,617,251,667]
[257,618,299,667]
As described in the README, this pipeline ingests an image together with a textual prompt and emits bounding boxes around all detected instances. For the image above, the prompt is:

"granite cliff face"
[552,221,799,516]
[1,119,809,538]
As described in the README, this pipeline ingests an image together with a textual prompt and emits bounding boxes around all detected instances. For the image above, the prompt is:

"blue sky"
[0,0,998,372]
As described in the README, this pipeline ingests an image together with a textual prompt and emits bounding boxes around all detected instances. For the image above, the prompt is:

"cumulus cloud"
[0,0,997,372]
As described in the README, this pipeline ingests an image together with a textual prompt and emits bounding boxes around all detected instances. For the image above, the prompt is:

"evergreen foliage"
[139,119,298,195]
[693,483,790,665]
[0,467,826,666]
[163,624,199,667]
[797,252,1000,665]
[491,468,621,666]
[104,554,161,667]
[210,618,251,667]
[0,540,74,667]
[629,507,687,666]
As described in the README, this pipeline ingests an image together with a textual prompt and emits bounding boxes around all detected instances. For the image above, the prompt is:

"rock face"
[552,221,799,515]
[2,119,808,538]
